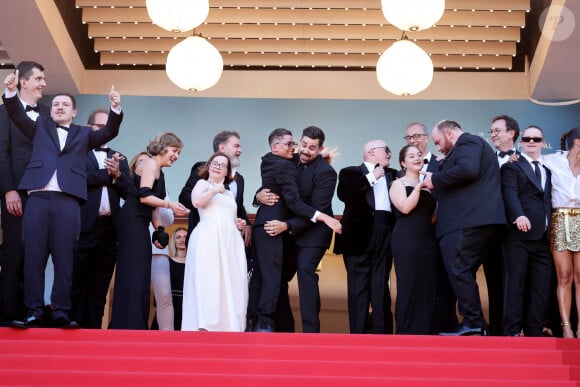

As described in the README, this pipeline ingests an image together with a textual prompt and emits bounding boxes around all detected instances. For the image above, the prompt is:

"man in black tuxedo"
[0,61,48,325]
[403,122,457,333]
[257,126,337,333]
[70,109,131,328]
[3,71,123,328]
[484,114,522,335]
[334,139,396,334]
[252,128,341,332]
[501,125,553,337]
[179,130,251,245]
[424,120,506,336]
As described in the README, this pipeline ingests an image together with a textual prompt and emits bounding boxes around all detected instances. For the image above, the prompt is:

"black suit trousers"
[439,225,499,329]
[253,226,285,325]
[23,192,80,320]
[71,217,117,328]
[343,219,393,334]
[502,236,553,336]
[0,192,27,320]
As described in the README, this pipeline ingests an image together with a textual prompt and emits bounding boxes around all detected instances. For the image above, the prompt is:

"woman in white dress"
[182,152,249,332]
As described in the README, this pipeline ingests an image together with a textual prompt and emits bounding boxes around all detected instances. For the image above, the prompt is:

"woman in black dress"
[109,134,188,330]
[389,145,437,334]
[169,227,187,330]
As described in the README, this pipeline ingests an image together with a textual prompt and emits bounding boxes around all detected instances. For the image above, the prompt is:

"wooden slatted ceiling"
[74,0,530,70]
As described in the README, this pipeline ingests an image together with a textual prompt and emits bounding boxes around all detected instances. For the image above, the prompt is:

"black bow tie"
[25,105,39,113]
[56,125,69,132]
[94,147,110,153]
[498,149,515,158]
[423,158,429,164]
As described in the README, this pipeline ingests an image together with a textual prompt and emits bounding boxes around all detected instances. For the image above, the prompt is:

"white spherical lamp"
[381,0,445,31]
[376,40,434,96]
[165,36,223,92]
[146,0,209,33]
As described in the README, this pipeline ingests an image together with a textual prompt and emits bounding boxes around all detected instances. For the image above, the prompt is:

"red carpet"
[1,328,579,386]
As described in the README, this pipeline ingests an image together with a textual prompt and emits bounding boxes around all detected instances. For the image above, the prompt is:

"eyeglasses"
[489,129,506,135]
[520,136,544,143]
[276,141,298,148]
[91,123,105,129]
[370,146,391,155]
[210,161,228,170]
[403,134,427,141]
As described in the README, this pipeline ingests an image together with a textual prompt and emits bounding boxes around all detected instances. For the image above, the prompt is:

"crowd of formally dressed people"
[1,61,579,338]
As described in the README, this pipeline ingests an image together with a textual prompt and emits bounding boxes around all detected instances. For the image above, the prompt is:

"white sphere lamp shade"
[166,36,224,92]
[381,0,445,31]
[146,0,209,33]
[376,40,434,96]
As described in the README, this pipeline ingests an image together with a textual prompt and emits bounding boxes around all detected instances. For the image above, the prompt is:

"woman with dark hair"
[542,127,580,338]
[389,144,437,334]
[109,133,188,330]
[182,152,249,332]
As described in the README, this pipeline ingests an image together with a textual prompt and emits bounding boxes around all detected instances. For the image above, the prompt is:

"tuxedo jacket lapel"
[517,158,543,192]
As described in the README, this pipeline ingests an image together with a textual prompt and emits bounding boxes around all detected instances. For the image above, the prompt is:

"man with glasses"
[424,120,505,336]
[70,109,131,328]
[501,125,553,336]
[403,123,440,177]
[334,139,397,334]
[485,115,521,335]
[252,128,341,332]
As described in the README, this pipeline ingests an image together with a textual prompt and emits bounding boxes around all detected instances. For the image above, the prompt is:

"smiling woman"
[109,132,188,330]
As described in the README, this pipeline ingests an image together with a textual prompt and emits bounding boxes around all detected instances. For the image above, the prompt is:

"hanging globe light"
[381,0,445,31]
[165,36,223,92]
[146,0,209,33]
[376,39,434,96]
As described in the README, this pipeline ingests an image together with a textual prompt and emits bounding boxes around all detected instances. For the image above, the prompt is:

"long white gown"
[182,180,248,331]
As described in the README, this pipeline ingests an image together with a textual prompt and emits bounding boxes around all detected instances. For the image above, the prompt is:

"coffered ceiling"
[0,0,578,100]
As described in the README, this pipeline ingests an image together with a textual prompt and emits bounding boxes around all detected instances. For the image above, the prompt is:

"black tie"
[423,158,429,165]
[94,147,111,153]
[498,149,515,158]
[56,125,69,132]
[532,161,542,188]
[25,105,39,112]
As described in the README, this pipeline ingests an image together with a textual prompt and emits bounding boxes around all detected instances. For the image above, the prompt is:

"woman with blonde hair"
[109,133,187,330]
[542,127,580,338]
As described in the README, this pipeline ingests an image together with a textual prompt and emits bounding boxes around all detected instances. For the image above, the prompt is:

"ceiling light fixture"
[146,0,209,33]
[165,35,223,92]
[376,35,434,96]
[381,0,445,31]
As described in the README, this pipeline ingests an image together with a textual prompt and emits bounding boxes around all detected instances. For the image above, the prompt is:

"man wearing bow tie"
[485,115,521,335]
[3,71,123,328]
[71,109,131,328]
[0,62,48,326]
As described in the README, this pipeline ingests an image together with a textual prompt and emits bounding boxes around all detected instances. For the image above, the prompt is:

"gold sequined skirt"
[550,208,580,252]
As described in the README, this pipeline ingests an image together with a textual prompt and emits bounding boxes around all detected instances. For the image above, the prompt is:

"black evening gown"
[169,257,185,330]
[391,186,437,334]
[109,172,165,329]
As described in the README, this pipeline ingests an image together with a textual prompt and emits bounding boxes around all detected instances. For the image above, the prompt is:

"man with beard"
[423,120,506,336]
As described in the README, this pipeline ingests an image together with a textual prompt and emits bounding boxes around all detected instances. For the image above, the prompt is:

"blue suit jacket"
[431,132,506,238]
[2,93,122,202]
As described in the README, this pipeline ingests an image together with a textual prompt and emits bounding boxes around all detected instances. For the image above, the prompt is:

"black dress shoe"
[255,321,273,333]
[12,316,42,329]
[439,323,486,336]
[53,317,80,329]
